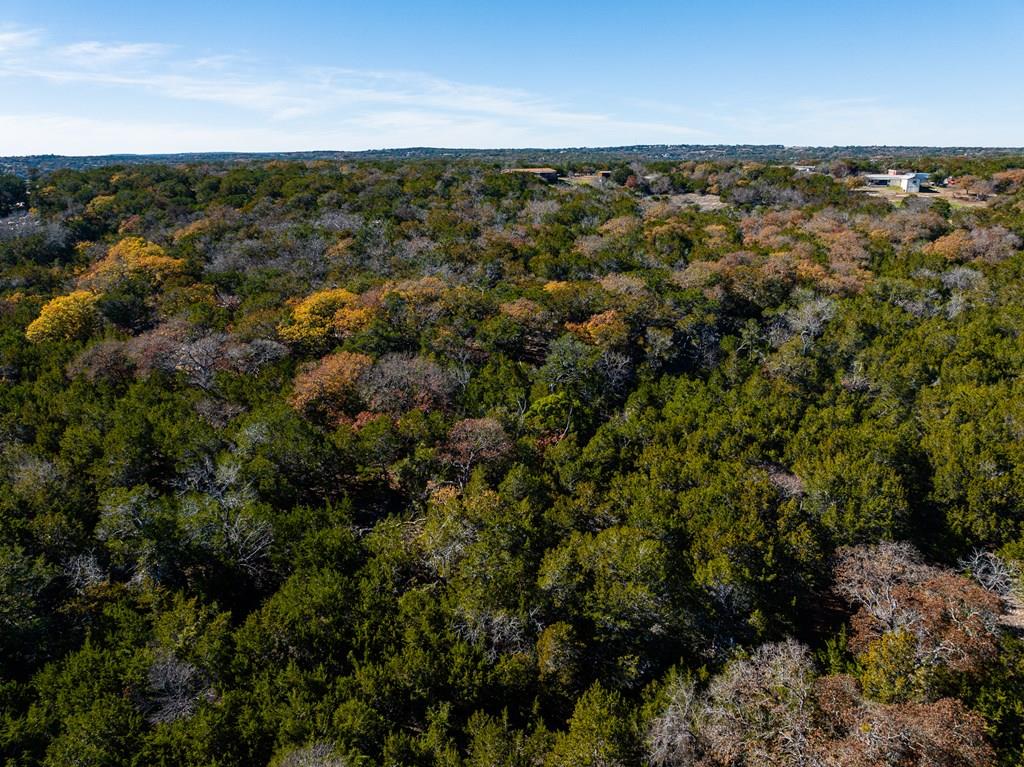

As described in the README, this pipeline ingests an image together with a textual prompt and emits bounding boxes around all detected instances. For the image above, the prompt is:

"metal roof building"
[862,170,931,193]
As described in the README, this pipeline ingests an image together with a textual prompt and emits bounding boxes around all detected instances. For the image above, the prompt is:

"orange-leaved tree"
[290,350,373,422]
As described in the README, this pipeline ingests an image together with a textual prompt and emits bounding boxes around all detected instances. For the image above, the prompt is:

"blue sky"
[1,0,1022,153]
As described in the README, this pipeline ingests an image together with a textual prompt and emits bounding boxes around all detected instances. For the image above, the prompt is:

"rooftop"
[502,167,559,174]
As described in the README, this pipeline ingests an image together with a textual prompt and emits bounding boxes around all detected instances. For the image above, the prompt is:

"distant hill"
[3,145,1024,176]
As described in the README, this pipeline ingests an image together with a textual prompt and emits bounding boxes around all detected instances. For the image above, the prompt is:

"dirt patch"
[566,174,611,188]
[1001,594,1024,636]
[640,193,730,217]
[855,184,994,208]
[670,192,730,211]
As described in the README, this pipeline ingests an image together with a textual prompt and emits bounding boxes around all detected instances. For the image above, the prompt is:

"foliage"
[79,236,186,291]
[0,173,28,215]
[1,154,1023,765]
[278,287,369,346]
[24,289,101,342]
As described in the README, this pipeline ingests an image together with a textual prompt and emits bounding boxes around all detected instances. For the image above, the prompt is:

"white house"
[862,170,931,193]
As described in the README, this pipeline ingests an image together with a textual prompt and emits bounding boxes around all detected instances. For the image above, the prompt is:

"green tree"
[547,683,636,767]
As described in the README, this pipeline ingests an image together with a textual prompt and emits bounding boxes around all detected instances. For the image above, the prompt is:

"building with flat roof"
[862,170,931,193]
[501,167,560,182]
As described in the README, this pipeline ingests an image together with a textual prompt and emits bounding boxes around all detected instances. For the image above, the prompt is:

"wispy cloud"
[57,40,173,66]
[0,24,42,53]
[0,23,704,152]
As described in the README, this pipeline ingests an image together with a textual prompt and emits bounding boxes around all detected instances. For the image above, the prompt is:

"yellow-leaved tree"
[278,288,375,345]
[79,237,186,291]
[25,291,101,343]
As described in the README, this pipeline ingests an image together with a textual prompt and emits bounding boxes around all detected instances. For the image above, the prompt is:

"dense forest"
[4,145,1024,178]
[1,156,1024,766]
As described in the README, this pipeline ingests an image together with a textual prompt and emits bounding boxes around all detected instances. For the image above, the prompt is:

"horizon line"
[5,143,1024,161]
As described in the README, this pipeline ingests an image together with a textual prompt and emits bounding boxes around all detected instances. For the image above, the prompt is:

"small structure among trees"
[501,167,561,182]
[861,170,931,193]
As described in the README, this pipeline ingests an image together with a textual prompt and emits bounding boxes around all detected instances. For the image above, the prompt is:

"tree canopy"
[1,156,1024,765]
